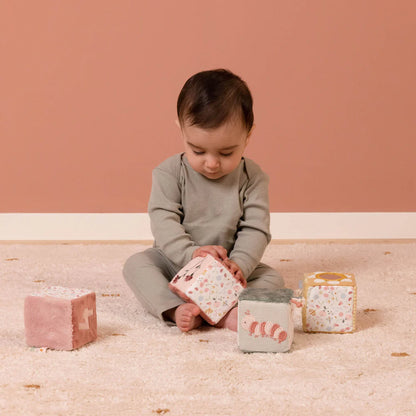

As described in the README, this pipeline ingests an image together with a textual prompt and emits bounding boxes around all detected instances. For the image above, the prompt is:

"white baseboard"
[0,212,415,241]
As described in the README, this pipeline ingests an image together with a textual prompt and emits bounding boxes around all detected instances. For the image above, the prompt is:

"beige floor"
[1,240,415,415]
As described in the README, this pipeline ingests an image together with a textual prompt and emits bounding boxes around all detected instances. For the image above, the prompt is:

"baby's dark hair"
[177,69,253,132]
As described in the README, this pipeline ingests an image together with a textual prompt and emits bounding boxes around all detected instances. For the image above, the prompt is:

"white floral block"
[302,272,357,333]
[169,255,244,325]
[238,288,295,353]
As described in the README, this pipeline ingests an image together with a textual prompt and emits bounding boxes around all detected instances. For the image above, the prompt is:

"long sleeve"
[148,162,199,268]
[229,164,271,279]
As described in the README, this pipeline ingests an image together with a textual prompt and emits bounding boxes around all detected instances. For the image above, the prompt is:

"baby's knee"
[123,248,171,285]
[122,252,146,285]
[247,264,285,290]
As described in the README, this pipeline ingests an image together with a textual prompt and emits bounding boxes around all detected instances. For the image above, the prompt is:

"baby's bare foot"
[175,303,203,332]
[215,307,238,332]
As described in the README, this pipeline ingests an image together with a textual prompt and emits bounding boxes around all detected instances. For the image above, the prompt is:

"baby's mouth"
[204,170,222,179]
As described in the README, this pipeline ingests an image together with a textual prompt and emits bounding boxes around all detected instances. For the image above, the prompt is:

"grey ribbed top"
[148,153,271,278]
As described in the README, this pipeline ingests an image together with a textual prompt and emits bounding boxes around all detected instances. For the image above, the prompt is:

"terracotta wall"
[1,1,415,213]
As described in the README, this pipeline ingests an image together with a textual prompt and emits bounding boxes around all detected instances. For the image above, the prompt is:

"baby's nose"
[205,155,220,169]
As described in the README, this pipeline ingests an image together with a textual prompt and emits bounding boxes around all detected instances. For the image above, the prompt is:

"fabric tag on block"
[169,255,244,325]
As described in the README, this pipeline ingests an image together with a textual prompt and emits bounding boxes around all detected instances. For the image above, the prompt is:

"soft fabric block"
[302,272,357,333]
[24,286,97,350]
[169,255,244,325]
[238,288,294,353]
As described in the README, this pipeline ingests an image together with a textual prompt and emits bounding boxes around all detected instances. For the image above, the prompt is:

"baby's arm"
[229,166,271,279]
[148,166,200,267]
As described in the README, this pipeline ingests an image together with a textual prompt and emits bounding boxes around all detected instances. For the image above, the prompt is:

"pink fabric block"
[24,286,97,350]
[169,255,244,324]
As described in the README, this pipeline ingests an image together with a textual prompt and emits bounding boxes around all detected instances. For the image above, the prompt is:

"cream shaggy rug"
[1,241,415,416]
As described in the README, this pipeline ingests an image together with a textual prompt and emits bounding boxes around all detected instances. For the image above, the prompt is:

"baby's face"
[181,118,251,180]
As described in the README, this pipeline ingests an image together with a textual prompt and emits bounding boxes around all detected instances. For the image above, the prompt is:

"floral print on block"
[305,285,355,333]
[302,272,357,333]
[169,255,244,324]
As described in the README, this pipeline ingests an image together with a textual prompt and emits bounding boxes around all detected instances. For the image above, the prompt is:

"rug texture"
[1,242,415,415]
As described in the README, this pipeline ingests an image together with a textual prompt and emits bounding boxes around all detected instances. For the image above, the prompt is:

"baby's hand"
[222,259,247,288]
[192,245,228,262]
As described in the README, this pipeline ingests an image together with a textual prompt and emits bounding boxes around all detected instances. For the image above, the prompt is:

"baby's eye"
[220,152,233,157]
[192,150,205,155]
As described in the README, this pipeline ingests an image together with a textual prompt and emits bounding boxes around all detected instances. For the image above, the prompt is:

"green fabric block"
[238,288,294,303]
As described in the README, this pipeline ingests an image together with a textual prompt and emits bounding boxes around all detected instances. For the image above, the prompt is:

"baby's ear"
[248,124,256,138]
[245,124,255,146]
[174,119,181,129]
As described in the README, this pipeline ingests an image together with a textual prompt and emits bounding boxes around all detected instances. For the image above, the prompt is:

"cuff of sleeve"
[183,246,200,265]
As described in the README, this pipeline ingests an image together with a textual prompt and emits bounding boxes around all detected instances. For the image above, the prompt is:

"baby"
[123,69,283,332]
